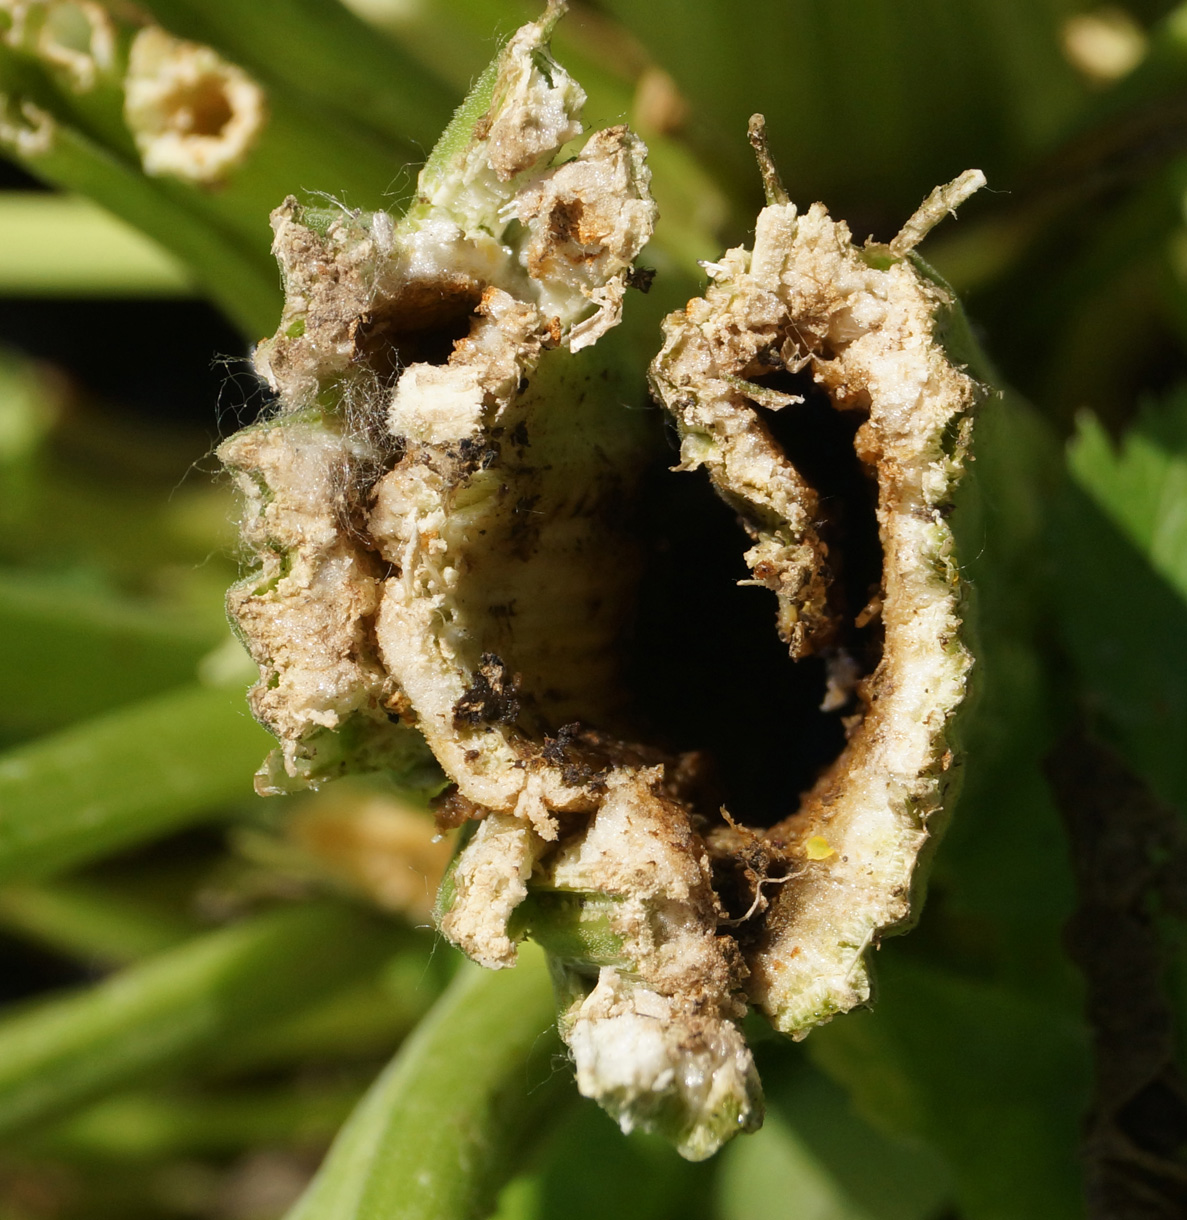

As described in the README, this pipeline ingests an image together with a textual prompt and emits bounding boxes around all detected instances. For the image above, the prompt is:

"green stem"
[507,889,629,971]
[0,878,196,967]
[207,937,457,1075]
[286,942,567,1220]
[207,978,421,1076]
[0,681,274,884]
[29,135,277,337]
[0,71,280,334]
[0,901,396,1136]
[0,16,136,157]
[0,21,426,320]
[33,1082,364,1160]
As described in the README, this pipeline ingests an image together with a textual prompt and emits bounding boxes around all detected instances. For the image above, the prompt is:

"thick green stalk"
[0,902,395,1135]
[286,942,566,1220]
[0,681,274,883]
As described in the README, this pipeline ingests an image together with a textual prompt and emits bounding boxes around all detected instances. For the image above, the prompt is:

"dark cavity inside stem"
[625,372,883,829]
[761,367,885,679]
[165,77,236,138]
[355,298,883,831]
[353,289,481,384]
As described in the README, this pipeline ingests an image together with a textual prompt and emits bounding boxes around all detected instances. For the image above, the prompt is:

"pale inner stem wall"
[650,196,979,1036]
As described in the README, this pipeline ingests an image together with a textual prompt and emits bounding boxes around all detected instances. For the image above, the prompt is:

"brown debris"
[452,653,523,729]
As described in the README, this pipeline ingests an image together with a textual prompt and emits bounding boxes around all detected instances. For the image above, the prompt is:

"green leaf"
[718,1048,953,1220]
[0,901,397,1136]
[0,682,274,883]
[1053,391,1187,812]
[718,1112,872,1220]
[0,193,190,296]
[598,0,1085,221]
[809,958,1090,1220]
[0,570,220,736]
[974,167,1182,426]
[493,1097,717,1220]
[286,942,566,1220]
[1069,392,1187,603]
[0,878,196,967]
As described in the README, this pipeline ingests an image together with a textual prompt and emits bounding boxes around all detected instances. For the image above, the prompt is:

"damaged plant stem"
[219,3,987,1163]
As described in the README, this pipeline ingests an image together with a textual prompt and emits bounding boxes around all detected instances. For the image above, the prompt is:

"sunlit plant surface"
[2,2,1187,1218]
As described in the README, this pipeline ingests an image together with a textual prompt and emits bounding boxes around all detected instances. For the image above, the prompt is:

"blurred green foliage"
[1,2,1186,1218]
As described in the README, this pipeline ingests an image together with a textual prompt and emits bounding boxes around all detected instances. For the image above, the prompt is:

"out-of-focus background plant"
[1,2,1186,1218]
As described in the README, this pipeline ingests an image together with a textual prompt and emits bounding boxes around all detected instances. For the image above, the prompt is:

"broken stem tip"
[889,168,987,256]
[747,113,789,207]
